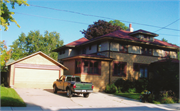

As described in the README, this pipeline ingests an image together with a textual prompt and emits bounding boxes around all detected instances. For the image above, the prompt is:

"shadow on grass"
[1,97,26,107]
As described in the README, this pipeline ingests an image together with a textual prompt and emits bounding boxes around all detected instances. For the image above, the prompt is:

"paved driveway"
[13,88,177,111]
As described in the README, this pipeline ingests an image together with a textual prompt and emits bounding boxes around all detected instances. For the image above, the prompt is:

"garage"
[6,51,68,89]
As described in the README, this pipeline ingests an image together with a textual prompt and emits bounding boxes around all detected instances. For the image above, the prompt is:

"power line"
[15,12,180,37]
[15,12,89,25]
[154,18,180,32]
[158,33,180,37]
[29,4,180,31]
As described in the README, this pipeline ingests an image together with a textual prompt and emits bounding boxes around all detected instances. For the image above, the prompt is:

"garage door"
[14,68,59,89]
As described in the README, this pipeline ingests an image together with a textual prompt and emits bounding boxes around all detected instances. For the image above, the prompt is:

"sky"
[1,0,180,49]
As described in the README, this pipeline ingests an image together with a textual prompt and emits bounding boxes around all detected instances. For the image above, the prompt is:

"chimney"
[127,23,134,32]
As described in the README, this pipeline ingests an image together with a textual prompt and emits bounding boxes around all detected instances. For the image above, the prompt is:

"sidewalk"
[156,103,180,110]
[1,104,180,111]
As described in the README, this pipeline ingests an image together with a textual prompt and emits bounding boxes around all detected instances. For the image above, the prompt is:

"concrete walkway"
[1,88,180,111]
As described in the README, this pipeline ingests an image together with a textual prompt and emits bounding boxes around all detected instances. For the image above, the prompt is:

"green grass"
[115,93,141,100]
[0,86,26,107]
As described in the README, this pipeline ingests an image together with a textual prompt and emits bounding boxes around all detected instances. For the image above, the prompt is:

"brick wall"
[110,52,162,83]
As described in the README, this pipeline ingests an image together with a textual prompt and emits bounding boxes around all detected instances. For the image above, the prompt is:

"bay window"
[75,59,101,75]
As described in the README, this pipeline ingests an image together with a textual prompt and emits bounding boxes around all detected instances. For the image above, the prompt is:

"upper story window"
[119,44,128,53]
[89,45,91,50]
[113,62,127,77]
[82,48,86,54]
[164,51,170,57]
[97,44,101,52]
[59,50,65,55]
[141,47,152,55]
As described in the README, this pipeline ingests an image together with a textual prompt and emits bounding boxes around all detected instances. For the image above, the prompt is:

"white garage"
[6,51,68,89]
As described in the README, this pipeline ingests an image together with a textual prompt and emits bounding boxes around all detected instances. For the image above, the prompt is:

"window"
[82,48,86,54]
[89,45,91,50]
[119,44,128,53]
[97,44,101,52]
[141,47,152,55]
[113,62,127,77]
[59,50,65,55]
[133,63,148,78]
[75,60,81,74]
[84,61,89,73]
[164,51,170,57]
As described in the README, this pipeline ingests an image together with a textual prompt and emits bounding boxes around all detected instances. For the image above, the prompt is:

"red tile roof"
[66,37,89,46]
[65,30,179,48]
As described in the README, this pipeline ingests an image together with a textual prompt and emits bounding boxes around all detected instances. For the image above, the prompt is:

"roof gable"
[6,51,68,70]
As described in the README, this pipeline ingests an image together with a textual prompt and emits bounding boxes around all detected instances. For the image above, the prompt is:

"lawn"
[0,86,26,107]
[115,93,141,100]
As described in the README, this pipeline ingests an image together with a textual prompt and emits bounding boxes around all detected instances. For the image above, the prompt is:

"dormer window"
[128,29,158,42]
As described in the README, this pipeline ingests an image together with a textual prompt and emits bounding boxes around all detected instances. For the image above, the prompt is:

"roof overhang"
[52,45,75,52]
[61,55,113,61]
[77,36,179,51]
[128,30,159,37]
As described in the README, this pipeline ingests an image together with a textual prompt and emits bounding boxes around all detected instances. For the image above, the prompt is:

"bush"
[128,88,136,93]
[114,78,148,93]
[105,84,117,94]
[153,101,161,104]
[160,97,174,104]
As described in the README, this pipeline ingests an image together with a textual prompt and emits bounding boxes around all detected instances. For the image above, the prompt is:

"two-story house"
[53,24,179,91]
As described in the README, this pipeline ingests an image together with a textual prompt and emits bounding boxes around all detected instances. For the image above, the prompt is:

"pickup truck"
[53,75,93,98]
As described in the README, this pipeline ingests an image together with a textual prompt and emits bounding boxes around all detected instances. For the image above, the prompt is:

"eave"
[61,55,113,61]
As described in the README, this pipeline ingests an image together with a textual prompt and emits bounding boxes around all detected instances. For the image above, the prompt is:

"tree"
[10,30,63,60]
[149,58,179,100]
[109,20,128,30]
[81,20,122,40]
[162,38,168,42]
[0,40,11,71]
[0,0,29,31]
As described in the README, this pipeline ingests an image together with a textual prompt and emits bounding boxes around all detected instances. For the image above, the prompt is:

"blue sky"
[1,0,180,49]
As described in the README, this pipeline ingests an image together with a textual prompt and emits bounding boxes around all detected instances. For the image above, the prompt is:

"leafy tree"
[109,20,128,30]
[149,58,179,100]
[162,38,168,42]
[81,20,122,40]
[10,30,63,60]
[0,0,29,31]
[0,40,11,71]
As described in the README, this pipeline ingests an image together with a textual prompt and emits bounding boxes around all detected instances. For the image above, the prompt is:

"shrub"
[105,84,117,94]
[128,88,136,93]
[160,97,174,104]
[153,101,161,104]
[117,87,122,93]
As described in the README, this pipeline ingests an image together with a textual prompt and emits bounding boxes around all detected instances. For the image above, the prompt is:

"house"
[6,51,68,89]
[53,24,179,92]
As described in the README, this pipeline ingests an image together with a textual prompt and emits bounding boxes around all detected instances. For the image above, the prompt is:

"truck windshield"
[66,77,80,82]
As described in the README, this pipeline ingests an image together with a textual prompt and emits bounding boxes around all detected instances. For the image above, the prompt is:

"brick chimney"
[126,23,134,32]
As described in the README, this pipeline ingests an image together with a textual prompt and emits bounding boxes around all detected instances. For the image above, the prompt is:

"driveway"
[13,88,177,111]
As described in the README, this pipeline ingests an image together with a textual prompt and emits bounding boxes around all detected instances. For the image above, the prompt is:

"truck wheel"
[53,85,58,93]
[83,93,89,98]
[67,88,72,98]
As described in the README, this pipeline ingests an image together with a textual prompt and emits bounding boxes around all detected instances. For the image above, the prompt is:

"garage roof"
[6,51,68,70]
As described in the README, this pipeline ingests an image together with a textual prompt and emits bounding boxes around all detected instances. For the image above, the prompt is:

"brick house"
[53,24,179,91]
